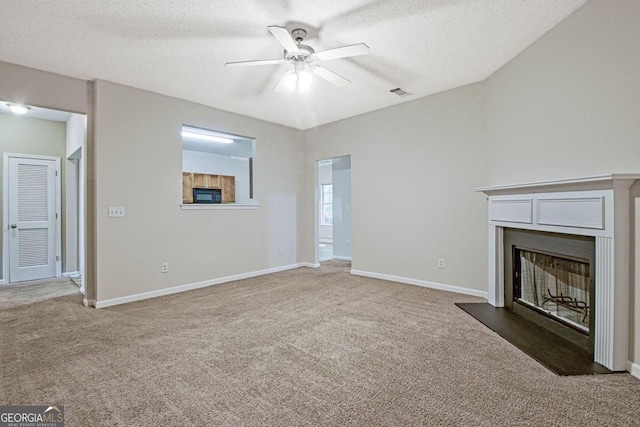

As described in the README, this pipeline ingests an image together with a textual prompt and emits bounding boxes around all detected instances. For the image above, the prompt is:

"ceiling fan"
[225,26,369,93]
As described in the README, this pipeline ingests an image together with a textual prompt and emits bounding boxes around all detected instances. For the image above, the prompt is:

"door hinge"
[56,170,58,176]
[56,256,59,261]
[56,213,58,219]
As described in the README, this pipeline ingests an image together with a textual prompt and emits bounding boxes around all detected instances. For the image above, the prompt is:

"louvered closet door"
[8,157,57,283]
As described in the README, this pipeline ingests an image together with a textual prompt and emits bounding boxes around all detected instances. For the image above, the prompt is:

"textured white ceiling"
[0,0,587,130]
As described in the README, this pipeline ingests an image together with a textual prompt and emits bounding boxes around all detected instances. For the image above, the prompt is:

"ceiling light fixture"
[181,129,234,144]
[297,69,313,93]
[281,63,313,93]
[7,103,31,114]
[226,26,367,94]
[282,70,298,91]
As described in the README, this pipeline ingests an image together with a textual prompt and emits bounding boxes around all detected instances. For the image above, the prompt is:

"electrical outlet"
[279,247,284,255]
[161,262,169,273]
[438,258,445,269]
[108,207,125,217]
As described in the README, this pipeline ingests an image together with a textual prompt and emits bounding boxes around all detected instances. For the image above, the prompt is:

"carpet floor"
[0,277,80,309]
[1,261,639,426]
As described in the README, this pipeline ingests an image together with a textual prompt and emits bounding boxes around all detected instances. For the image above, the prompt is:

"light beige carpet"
[0,277,80,309]
[1,261,639,426]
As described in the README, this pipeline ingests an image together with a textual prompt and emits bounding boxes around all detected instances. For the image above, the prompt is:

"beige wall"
[94,80,304,301]
[483,0,640,183]
[0,114,67,280]
[302,83,488,293]
[0,61,89,115]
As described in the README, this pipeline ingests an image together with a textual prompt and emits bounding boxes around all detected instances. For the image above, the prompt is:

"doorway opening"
[0,102,87,297]
[315,155,351,264]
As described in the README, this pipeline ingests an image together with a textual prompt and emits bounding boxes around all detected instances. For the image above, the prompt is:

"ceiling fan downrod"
[291,28,307,43]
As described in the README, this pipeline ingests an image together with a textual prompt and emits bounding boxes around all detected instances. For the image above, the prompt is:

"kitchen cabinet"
[221,176,235,203]
[182,172,235,204]
[192,173,220,189]
[182,172,193,204]
[193,173,208,188]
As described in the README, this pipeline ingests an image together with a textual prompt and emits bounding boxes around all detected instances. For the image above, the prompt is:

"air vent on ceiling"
[390,88,413,98]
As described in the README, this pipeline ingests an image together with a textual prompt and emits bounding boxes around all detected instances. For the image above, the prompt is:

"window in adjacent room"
[181,125,256,205]
[321,184,333,225]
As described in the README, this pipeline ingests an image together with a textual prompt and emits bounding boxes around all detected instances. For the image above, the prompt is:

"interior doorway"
[316,155,351,264]
[0,103,86,294]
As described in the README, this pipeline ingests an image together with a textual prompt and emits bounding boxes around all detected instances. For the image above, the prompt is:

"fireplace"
[476,174,640,371]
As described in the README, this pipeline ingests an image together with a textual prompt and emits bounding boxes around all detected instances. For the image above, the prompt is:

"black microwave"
[193,188,222,204]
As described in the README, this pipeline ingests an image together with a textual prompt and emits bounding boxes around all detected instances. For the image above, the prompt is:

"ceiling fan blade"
[225,59,285,67]
[311,66,351,88]
[267,25,299,53]
[315,43,369,61]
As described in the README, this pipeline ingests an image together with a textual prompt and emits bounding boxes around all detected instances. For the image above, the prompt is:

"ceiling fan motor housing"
[285,44,315,62]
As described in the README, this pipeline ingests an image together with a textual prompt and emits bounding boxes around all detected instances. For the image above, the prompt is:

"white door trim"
[2,153,62,284]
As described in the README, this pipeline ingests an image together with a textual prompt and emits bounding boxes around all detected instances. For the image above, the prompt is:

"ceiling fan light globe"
[283,71,297,91]
[297,70,313,92]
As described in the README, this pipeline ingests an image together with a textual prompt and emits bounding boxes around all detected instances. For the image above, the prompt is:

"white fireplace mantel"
[475,174,640,371]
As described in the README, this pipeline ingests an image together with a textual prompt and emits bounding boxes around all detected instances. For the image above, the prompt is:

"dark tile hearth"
[456,302,612,376]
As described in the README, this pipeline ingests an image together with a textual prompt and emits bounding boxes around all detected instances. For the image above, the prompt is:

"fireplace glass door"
[514,248,591,333]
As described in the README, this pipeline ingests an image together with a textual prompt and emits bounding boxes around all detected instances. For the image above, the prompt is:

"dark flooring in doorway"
[456,302,612,376]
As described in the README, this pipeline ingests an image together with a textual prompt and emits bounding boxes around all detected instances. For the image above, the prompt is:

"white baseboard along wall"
[92,263,486,308]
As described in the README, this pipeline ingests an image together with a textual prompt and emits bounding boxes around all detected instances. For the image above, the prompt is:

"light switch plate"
[108,207,125,217]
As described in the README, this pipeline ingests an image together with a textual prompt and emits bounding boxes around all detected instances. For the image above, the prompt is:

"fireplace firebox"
[504,229,595,353]
[513,247,592,333]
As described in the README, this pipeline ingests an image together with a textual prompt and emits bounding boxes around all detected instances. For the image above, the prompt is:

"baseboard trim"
[94,263,303,309]
[300,262,321,268]
[630,362,640,379]
[350,269,488,299]
[83,298,96,308]
[333,256,352,261]
[62,271,80,278]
